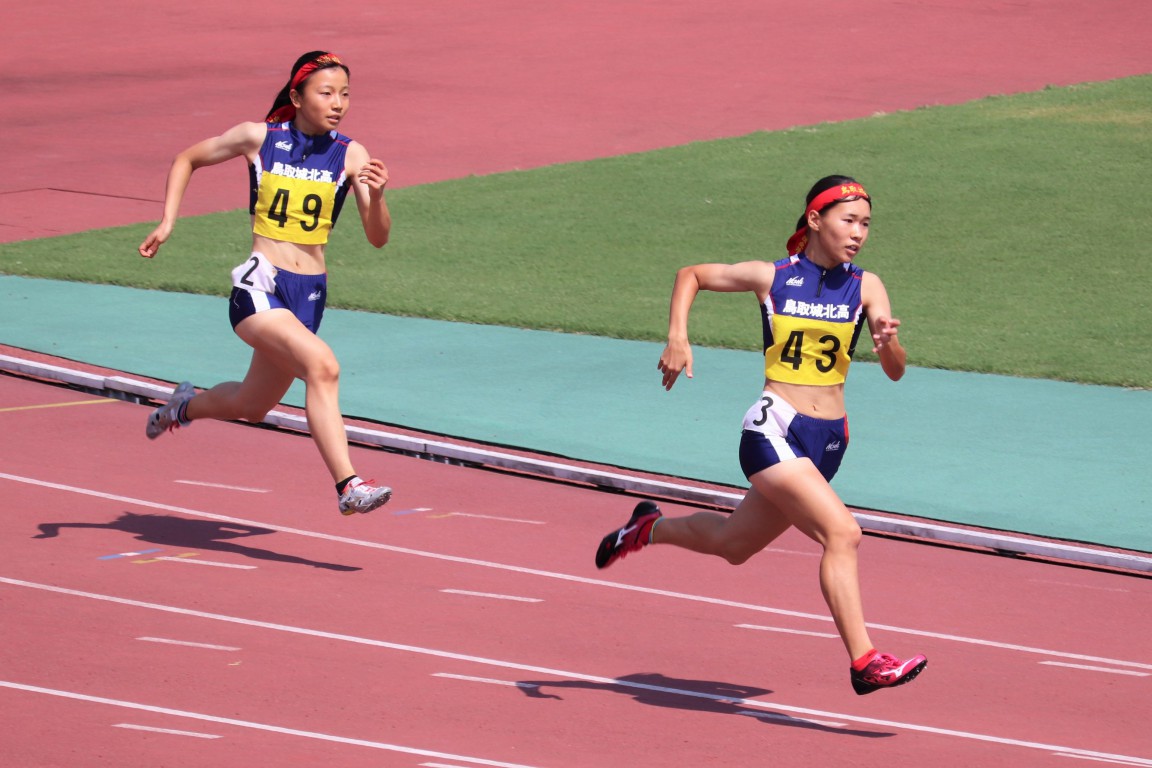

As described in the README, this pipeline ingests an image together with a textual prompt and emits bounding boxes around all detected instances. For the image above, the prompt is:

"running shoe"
[850,651,928,695]
[594,500,662,569]
[145,381,196,440]
[339,478,393,516]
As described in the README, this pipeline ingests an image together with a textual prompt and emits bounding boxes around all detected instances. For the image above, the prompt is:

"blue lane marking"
[99,548,163,560]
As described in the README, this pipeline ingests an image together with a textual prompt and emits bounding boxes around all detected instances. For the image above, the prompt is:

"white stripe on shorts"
[248,288,271,313]
[767,435,797,461]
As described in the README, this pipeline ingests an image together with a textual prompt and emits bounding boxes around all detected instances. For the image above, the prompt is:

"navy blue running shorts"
[229,266,327,333]
[738,391,849,482]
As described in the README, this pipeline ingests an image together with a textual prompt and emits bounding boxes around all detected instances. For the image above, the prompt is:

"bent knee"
[825,519,863,551]
[237,405,275,423]
[304,355,341,386]
[719,542,759,566]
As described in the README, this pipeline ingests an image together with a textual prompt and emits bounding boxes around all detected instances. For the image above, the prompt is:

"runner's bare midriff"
[764,379,846,420]
[251,233,327,275]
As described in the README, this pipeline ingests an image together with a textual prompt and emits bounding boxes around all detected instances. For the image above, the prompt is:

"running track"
[3,373,1150,766]
[4,1,1152,241]
[5,3,1152,764]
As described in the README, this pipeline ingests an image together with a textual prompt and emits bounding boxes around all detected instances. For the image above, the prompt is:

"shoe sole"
[852,658,928,695]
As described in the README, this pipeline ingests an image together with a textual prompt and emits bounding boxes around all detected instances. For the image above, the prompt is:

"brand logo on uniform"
[786,276,804,287]
[308,290,323,302]
[275,141,293,151]
[825,441,842,452]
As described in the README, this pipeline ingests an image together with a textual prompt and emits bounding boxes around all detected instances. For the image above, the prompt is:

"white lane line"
[1039,662,1149,677]
[150,557,256,570]
[1055,755,1152,764]
[736,624,840,639]
[1029,579,1130,594]
[764,547,821,557]
[737,710,847,728]
[3,681,536,768]
[441,590,542,603]
[442,512,545,525]
[137,637,241,652]
[433,673,542,690]
[2,472,1149,672]
[174,480,270,493]
[423,764,480,768]
[113,723,221,739]
[2,577,1151,767]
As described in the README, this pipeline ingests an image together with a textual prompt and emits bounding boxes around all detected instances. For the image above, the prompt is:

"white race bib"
[741,392,798,436]
[231,253,278,294]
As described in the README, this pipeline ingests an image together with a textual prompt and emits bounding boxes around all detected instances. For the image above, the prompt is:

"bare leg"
[651,486,792,565]
[747,459,873,661]
[651,456,872,660]
[185,348,293,423]
[186,309,358,483]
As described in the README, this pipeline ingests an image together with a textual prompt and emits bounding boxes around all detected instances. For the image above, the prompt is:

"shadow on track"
[32,511,360,571]
[517,672,893,738]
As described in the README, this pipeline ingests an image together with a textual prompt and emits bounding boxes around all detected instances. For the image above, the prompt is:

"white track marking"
[441,590,542,603]
[1039,662,1149,677]
[444,512,545,525]
[736,624,840,639]
[1,681,537,767]
[136,637,241,652]
[1054,754,1151,766]
[149,557,256,570]
[174,480,270,493]
[433,673,543,690]
[2,578,1151,766]
[2,472,1150,672]
[113,723,221,739]
[764,547,821,557]
[1029,579,1131,594]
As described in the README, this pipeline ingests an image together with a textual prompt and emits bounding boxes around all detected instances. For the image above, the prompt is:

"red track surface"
[4,1,1152,241]
[3,373,1150,766]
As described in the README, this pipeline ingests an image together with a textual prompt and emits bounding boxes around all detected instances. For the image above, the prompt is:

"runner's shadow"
[32,512,360,571]
[517,672,893,738]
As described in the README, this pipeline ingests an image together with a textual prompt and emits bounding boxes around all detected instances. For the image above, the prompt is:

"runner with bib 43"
[595,175,927,695]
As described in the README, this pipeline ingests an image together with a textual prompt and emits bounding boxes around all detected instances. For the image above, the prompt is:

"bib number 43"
[780,330,841,373]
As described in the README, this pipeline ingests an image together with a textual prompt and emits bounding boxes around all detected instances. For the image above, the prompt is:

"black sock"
[336,475,359,496]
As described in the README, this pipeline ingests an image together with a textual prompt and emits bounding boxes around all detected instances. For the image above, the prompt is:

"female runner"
[595,175,928,694]
[138,51,393,516]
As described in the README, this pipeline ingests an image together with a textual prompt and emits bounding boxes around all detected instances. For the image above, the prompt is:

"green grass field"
[3,75,1150,387]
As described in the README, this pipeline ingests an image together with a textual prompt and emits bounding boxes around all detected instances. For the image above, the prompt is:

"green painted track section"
[3,276,1148,553]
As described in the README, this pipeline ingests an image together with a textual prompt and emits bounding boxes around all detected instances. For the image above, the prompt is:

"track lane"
[3,374,1150,766]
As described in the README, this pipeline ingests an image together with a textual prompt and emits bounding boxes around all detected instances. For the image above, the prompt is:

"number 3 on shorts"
[752,395,774,426]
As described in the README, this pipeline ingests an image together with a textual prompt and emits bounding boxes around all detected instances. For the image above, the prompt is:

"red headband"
[266,53,345,124]
[785,182,870,255]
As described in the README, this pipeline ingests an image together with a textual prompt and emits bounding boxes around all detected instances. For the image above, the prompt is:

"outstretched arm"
[138,121,266,258]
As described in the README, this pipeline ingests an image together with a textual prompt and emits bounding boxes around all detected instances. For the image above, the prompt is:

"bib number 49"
[265,188,324,232]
